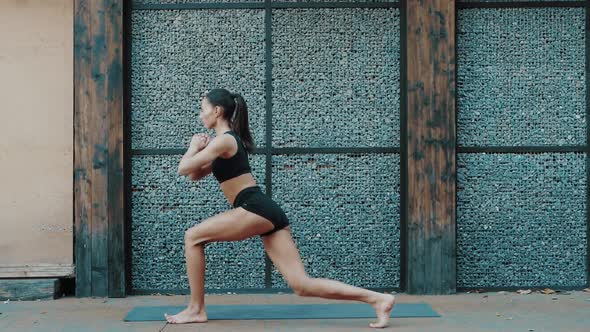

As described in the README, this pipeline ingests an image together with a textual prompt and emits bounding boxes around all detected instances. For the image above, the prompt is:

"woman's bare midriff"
[220,173,258,207]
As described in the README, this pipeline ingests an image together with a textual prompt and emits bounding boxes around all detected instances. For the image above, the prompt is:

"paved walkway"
[1,291,589,331]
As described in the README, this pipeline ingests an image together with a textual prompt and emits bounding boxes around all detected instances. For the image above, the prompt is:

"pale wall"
[0,0,73,273]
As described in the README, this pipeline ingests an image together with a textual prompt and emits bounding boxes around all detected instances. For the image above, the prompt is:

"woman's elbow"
[177,165,190,176]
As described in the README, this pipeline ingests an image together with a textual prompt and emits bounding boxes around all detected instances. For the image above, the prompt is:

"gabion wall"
[458,7,585,147]
[457,7,587,287]
[131,9,267,149]
[272,8,400,147]
[131,2,401,292]
[131,155,268,290]
[457,153,587,287]
[130,1,588,292]
[271,154,400,288]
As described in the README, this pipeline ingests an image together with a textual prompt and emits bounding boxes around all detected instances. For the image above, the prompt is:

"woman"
[165,88,396,328]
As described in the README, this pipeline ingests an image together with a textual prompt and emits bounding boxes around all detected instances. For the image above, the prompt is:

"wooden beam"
[0,279,61,301]
[405,0,457,294]
[74,0,125,297]
[0,264,75,278]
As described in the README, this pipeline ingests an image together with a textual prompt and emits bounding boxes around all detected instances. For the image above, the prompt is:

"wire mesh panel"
[275,0,397,2]
[456,6,587,288]
[457,153,587,287]
[131,155,267,290]
[134,0,264,4]
[131,9,267,150]
[457,7,585,147]
[271,153,401,288]
[460,0,576,3]
[271,7,400,147]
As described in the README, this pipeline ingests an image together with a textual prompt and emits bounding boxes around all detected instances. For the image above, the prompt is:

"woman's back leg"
[261,226,396,328]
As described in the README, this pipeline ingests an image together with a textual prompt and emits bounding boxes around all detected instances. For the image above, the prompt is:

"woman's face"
[199,97,218,129]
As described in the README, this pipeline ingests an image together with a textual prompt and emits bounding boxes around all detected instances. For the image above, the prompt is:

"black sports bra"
[211,131,252,183]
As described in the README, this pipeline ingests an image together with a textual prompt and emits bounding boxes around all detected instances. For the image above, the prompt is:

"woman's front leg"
[164,207,273,324]
[186,241,206,310]
[164,241,208,324]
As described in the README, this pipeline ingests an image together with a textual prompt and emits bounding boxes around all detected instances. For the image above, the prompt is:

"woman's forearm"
[188,161,213,181]
[178,145,200,175]
[182,145,200,160]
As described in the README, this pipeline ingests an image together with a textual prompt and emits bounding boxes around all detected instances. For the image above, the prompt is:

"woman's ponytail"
[230,93,255,152]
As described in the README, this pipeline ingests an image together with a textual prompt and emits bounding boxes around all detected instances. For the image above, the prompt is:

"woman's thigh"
[185,207,275,246]
[261,227,308,286]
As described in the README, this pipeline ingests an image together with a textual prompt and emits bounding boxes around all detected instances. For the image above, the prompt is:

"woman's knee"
[289,275,312,297]
[184,225,207,246]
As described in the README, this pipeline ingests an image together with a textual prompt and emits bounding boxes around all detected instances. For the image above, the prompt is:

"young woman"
[164,88,396,328]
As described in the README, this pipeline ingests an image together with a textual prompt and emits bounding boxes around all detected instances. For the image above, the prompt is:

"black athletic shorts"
[232,185,290,236]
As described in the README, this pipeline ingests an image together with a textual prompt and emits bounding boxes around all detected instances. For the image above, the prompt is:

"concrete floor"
[1,291,589,331]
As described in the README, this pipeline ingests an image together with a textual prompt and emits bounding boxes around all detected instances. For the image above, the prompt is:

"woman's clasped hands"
[190,133,211,151]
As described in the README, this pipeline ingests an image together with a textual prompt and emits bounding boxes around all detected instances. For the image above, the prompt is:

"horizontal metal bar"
[131,148,269,155]
[130,286,400,295]
[132,148,186,155]
[133,1,584,11]
[457,146,587,153]
[132,147,400,156]
[458,1,585,9]
[272,147,399,154]
[133,146,586,156]
[132,3,265,10]
[272,2,400,9]
[277,146,586,154]
[132,1,400,11]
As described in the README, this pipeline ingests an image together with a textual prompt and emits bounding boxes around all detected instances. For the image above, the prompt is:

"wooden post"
[74,0,125,297]
[405,0,457,294]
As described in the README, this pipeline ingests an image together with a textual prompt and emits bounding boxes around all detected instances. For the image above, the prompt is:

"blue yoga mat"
[124,303,440,321]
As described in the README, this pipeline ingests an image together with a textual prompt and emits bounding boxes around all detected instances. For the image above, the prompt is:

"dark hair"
[204,88,255,152]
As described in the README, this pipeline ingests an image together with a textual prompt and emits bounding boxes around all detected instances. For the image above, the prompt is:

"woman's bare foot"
[164,305,208,324]
[369,293,396,328]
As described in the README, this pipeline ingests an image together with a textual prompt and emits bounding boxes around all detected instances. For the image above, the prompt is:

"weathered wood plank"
[90,0,109,298]
[74,0,125,297]
[106,0,126,298]
[0,279,61,301]
[74,0,92,298]
[406,0,456,294]
[0,264,74,278]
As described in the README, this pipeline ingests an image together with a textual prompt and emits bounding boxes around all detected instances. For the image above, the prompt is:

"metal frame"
[454,0,459,294]
[264,0,273,290]
[131,0,585,11]
[271,2,399,9]
[123,0,134,298]
[457,146,587,153]
[132,1,399,10]
[458,1,584,9]
[586,0,590,289]
[133,3,265,10]
[399,0,408,294]
[132,147,400,155]
[127,0,403,295]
